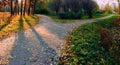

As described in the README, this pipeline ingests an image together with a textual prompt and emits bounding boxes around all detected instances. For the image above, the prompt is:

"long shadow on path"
[0,17,11,31]
[9,18,58,65]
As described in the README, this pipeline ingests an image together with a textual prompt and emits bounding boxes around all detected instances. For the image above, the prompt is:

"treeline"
[49,0,98,19]
[0,0,9,11]
[0,0,38,16]
[10,0,38,16]
[35,0,98,19]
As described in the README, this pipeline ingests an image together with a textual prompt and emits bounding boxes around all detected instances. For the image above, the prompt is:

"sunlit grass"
[0,12,39,40]
[0,12,10,26]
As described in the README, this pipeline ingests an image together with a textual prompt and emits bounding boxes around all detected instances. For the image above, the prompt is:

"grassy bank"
[0,14,39,40]
[59,15,119,65]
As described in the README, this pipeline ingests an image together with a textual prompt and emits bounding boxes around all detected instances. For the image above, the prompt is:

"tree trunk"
[18,4,19,15]
[21,0,23,17]
[28,0,31,15]
[23,0,27,16]
[32,0,38,15]
[10,0,13,16]
[14,0,18,15]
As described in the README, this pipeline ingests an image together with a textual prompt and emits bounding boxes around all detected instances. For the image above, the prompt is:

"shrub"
[58,10,68,19]
[113,17,120,26]
[58,9,84,19]
[107,9,113,14]
[100,27,111,51]
[94,10,104,14]
[75,9,84,19]
[35,7,50,14]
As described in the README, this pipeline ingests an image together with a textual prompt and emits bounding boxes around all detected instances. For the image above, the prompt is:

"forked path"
[0,15,112,65]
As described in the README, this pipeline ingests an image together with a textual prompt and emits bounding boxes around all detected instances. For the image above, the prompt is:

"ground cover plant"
[59,15,120,65]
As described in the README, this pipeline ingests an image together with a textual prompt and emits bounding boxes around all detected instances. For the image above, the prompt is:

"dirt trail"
[0,15,113,65]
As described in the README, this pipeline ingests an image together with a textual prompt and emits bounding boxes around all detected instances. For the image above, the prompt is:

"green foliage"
[35,7,50,14]
[35,0,50,14]
[107,9,113,14]
[48,0,98,19]
[49,13,110,23]
[59,16,119,65]
[94,10,104,14]
[75,9,84,19]
[57,10,68,19]
[58,9,84,19]
[82,0,98,18]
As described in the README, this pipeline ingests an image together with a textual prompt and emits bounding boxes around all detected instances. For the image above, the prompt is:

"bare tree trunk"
[10,0,13,16]
[14,0,18,15]
[23,0,27,16]
[21,0,23,17]
[18,3,19,15]
[32,0,38,15]
[28,0,31,15]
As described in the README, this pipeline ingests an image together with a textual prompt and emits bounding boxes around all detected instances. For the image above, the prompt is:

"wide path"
[0,15,113,65]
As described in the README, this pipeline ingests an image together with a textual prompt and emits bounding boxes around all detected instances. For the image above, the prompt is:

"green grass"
[59,15,119,65]
[48,13,110,23]
[93,13,110,18]
[81,13,110,19]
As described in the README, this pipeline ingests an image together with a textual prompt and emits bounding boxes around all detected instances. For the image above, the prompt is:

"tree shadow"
[0,16,11,31]
[24,17,59,64]
[31,15,37,20]
[9,17,59,65]
[9,17,32,65]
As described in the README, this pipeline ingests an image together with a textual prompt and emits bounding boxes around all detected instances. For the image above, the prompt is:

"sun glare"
[18,0,21,2]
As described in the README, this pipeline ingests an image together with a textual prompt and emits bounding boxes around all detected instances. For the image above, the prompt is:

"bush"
[100,27,111,51]
[35,7,50,14]
[58,9,84,19]
[58,10,68,19]
[94,10,104,14]
[75,9,84,19]
[113,17,120,26]
[107,9,113,14]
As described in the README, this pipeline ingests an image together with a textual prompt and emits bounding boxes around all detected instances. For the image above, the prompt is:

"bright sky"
[95,0,118,10]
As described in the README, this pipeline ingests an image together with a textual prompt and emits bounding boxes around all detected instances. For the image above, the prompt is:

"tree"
[10,0,13,16]
[21,0,23,16]
[23,0,27,15]
[50,0,62,13]
[35,0,49,14]
[63,0,82,12]
[82,0,98,18]
[32,0,38,15]
[14,0,19,15]
[49,0,98,18]
[0,0,38,16]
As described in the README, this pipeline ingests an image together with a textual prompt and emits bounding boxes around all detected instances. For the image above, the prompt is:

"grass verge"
[48,13,110,23]
[59,15,119,65]
[0,14,39,40]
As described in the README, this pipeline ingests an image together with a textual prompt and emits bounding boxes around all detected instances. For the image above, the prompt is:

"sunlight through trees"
[0,0,38,17]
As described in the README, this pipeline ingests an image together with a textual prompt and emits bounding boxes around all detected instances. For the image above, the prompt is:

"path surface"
[0,15,113,65]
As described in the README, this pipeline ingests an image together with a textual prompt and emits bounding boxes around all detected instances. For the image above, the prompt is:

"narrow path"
[0,15,113,65]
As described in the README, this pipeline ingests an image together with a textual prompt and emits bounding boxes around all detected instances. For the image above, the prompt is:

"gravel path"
[0,15,112,65]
